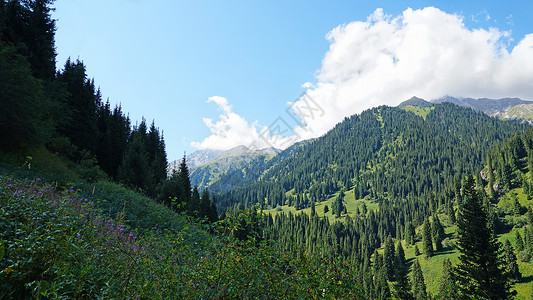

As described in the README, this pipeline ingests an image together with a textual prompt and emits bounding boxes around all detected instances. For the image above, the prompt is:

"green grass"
[401,105,435,120]
[264,187,379,222]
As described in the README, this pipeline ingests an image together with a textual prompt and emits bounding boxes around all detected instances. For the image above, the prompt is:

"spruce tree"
[438,258,458,299]
[455,176,514,299]
[503,240,521,283]
[411,259,427,300]
[178,154,191,210]
[414,244,420,256]
[394,241,411,299]
[383,236,395,281]
[431,214,445,252]
[422,218,433,258]
[516,230,525,252]
[190,186,200,216]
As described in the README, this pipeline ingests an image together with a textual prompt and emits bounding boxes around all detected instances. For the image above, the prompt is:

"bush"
[518,250,531,262]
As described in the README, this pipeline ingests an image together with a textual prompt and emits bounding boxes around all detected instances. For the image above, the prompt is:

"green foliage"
[0,42,51,149]
[0,176,370,298]
[411,259,427,300]
[503,240,521,284]
[422,218,433,258]
[455,176,515,299]
[438,258,459,299]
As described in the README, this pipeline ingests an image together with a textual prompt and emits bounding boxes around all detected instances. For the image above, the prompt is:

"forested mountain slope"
[217,103,527,211]
[185,145,280,190]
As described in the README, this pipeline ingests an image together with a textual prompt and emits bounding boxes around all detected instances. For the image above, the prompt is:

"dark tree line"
[0,0,170,198]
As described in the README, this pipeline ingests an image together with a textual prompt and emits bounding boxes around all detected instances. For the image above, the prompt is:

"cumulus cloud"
[291,7,533,140]
[194,7,533,150]
[191,96,296,150]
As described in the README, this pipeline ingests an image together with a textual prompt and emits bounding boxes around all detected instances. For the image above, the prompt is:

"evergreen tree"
[405,221,415,245]
[310,201,316,217]
[323,205,329,214]
[383,236,395,281]
[209,196,218,223]
[422,218,433,258]
[394,241,411,299]
[190,186,200,216]
[455,176,514,299]
[178,154,191,210]
[414,244,420,256]
[431,214,445,252]
[438,258,459,300]
[199,189,211,220]
[0,42,50,149]
[503,240,521,284]
[411,259,427,300]
[516,230,525,252]
[118,131,151,192]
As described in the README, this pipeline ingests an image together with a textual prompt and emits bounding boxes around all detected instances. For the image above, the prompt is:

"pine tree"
[405,221,415,245]
[455,176,514,299]
[190,186,200,216]
[394,241,411,299]
[516,230,525,252]
[199,189,211,220]
[422,218,433,258]
[208,196,218,223]
[411,259,427,300]
[503,240,521,283]
[431,214,445,252]
[383,236,395,281]
[414,244,420,256]
[178,154,191,210]
[118,131,152,192]
[438,258,459,299]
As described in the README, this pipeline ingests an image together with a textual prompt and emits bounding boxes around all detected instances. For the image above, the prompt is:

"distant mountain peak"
[397,96,432,108]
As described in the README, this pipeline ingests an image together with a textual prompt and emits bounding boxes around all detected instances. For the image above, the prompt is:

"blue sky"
[52,1,533,161]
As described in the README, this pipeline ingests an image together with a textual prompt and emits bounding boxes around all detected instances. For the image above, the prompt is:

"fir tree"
[383,236,395,281]
[422,218,433,258]
[411,259,427,300]
[503,240,521,283]
[323,205,329,214]
[414,244,420,256]
[438,258,458,299]
[178,154,191,210]
[516,230,525,252]
[431,214,445,252]
[394,241,411,299]
[455,176,514,299]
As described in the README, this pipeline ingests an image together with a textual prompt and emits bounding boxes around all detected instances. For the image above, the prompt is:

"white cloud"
[194,7,533,150]
[291,7,533,140]
[191,96,296,150]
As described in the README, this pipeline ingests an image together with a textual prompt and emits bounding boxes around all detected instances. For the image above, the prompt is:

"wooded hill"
[217,104,526,212]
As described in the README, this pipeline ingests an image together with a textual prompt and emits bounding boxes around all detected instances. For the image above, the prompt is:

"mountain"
[496,103,533,121]
[186,145,281,190]
[216,102,527,211]
[431,96,532,118]
[397,96,433,107]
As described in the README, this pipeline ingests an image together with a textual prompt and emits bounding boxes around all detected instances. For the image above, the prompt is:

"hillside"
[217,103,526,211]
[431,96,532,116]
[180,145,281,190]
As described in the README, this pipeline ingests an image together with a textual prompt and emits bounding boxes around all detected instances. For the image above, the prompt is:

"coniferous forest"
[2,1,533,299]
